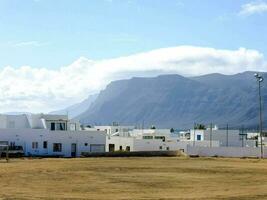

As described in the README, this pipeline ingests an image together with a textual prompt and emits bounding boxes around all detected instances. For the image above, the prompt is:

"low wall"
[187,146,267,158]
[81,150,184,157]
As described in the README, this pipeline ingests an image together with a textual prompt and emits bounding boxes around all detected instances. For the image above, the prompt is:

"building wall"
[190,129,256,147]
[106,136,134,151]
[187,146,267,158]
[106,136,219,152]
[0,129,106,157]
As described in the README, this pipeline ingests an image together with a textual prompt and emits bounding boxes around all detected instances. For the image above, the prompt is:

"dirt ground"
[0,157,267,200]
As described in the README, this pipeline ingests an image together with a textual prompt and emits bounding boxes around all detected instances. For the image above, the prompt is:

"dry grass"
[0,157,267,200]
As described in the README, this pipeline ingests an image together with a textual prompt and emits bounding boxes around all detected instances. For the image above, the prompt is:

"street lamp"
[254,73,264,158]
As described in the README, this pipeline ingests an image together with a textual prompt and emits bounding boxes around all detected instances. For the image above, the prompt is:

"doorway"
[109,144,115,152]
[71,143,77,157]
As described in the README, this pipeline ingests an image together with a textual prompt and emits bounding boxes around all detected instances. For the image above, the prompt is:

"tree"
[150,125,156,129]
[194,124,206,130]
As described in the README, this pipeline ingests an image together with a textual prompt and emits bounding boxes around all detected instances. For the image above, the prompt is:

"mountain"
[76,72,267,129]
[50,94,98,118]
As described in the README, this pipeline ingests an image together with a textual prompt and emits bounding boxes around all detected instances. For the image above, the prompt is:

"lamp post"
[254,73,264,158]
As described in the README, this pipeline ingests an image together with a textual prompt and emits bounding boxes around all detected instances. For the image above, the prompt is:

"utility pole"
[254,73,264,159]
[226,124,229,147]
[210,123,212,147]
[193,122,196,147]
[241,125,244,148]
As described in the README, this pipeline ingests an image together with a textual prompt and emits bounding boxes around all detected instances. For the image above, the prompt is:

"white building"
[94,125,135,136]
[106,128,219,153]
[0,114,106,157]
[189,127,256,147]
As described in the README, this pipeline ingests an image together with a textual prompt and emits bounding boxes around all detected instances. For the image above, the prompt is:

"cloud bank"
[0,46,266,113]
[239,1,267,16]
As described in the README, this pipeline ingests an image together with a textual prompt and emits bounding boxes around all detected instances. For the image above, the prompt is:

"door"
[71,143,77,157]
[109,144,115,152]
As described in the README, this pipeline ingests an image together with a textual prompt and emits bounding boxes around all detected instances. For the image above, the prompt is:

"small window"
[159,146,162,150]
[197,135,202,141]
[166,147,170,151]
[51,123,55,131]
[53,143,62,152]
[56,123,66,131]
[119,146,123,150]
[70,123,76,131]
[126,146,130,151]
[43,141,47,149]
[143,136,153,139]
[32,142,38,149]
[154,136,166,142]
[84,143,88,146]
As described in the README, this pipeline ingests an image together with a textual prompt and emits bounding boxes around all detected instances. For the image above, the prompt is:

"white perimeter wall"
[107,137,219,152]
[187,146,267,158]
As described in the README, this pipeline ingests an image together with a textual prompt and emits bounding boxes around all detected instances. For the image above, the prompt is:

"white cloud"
[14,41,49,47]
[239,1,267,16]
[0,46,266,113]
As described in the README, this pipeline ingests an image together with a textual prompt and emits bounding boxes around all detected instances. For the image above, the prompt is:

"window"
[126,146,130,151]
[197,135,202,141]
[154,136,166,142]
[159,146,162,150]
[70,123,76,131]
[143,136,153,139]
[32,142,38,149]
[56,123,66,131]
[166,147,170,151]
[43,141,47,149]
[119,146,123,150]
[53,143,62,152]
[84,143,88,146]
[51,123,55,131]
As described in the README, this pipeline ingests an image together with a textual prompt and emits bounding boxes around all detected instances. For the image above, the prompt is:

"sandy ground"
[0,157,267,200]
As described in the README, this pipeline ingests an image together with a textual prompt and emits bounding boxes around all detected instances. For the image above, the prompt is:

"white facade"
[95,125,135,136]
[106,128,220,153]
[189,129,256,147]
[0,114,106,157]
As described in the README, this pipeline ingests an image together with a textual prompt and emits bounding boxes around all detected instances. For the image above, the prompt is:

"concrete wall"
[106,136,134,151]
[187,146,267,158]
[0,129,106,157]
[107,136,219,152]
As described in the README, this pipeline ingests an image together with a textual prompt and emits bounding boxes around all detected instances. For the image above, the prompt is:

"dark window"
[51,123,55,131]
[84,143,88,146]
[155,136,165,142]
[159,146,162,150]
[109,144,115,152]
[43,141,47,149]
[143,136,153,139]
[197,135,202,141]
[126,146,130,151]
[166,147,170,151]
[119,146,123,150]
[56,123,66,131]
[53,143,62,152]
[32,142,38,149]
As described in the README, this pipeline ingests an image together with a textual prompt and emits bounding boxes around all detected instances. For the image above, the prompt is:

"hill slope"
[77,72,267,129]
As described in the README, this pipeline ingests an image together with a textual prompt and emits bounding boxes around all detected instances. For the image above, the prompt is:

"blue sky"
[0,0,266,69]
[0,0,267,112]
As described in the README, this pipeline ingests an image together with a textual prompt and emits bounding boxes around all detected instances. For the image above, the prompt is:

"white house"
[94,125,135,136]
[0,114,106,157]
[106,128,219,153]
[189,127,256,147]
